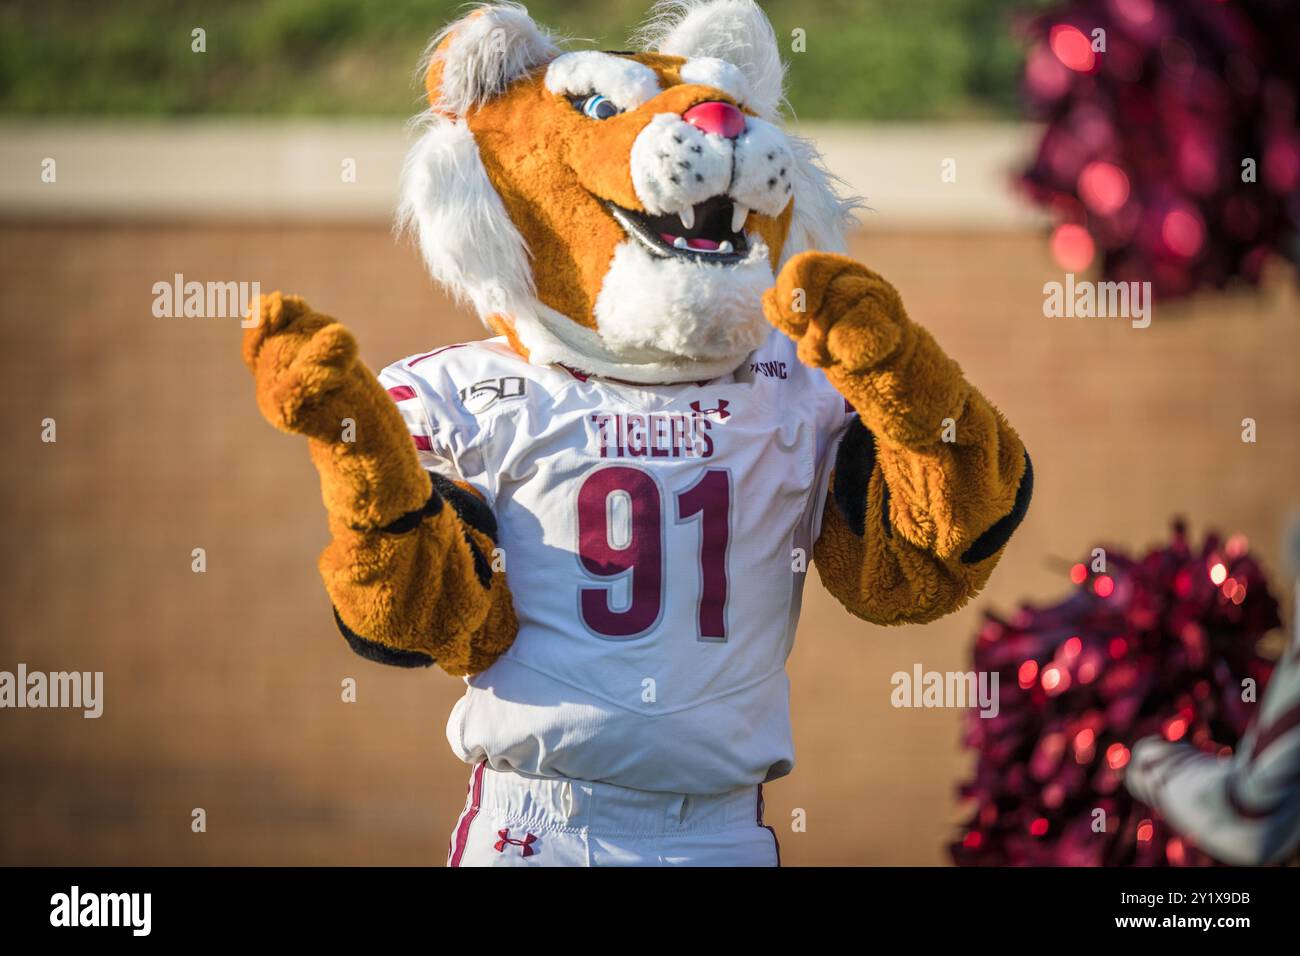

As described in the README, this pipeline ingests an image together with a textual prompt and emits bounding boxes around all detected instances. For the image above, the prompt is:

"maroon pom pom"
[1018,0,1300,299]
[952,522,1280,866]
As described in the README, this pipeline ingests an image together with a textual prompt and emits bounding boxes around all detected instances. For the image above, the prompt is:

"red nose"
[682,100,745,139]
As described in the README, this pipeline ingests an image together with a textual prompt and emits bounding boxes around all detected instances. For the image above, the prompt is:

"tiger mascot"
[242,0,1032,866]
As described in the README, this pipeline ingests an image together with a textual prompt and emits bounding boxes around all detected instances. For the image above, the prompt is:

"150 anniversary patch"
[458,376,526,413]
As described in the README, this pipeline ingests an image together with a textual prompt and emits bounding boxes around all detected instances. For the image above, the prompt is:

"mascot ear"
[422,3,560,116]
[635,0,786,118]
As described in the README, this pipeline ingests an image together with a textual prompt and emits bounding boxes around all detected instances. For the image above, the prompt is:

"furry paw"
[761,251,908,373]
[242,292,361,440]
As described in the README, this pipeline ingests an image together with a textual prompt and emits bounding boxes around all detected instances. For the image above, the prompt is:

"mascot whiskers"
[243,0,1032,867]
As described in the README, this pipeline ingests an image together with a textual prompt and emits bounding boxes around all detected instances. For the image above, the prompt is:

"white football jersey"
[378,329,854,794]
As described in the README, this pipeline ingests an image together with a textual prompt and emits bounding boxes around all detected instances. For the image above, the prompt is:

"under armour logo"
[689,399,731,421]
[494,828,537,857]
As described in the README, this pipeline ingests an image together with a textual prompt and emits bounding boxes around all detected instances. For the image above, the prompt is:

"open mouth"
[605,195,750,265]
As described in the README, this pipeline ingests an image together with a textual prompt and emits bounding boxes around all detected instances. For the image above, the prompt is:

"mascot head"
[399,0,859,383]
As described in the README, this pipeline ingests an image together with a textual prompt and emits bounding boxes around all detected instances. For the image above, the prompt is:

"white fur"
[679,56,751,106]
[634,0,786,119]
[592,237,773,366]
[507,236,774,383]
[545,51,661,112]
[782,133,860,257]
[423,2,560,116]
[730,116,796,217]
[629,113,733,216]
[397,113,536,321]
[628,111,796,224]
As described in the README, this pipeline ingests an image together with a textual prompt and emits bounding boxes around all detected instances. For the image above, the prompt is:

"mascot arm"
[242,293,516,675]
[763,252,1032,625]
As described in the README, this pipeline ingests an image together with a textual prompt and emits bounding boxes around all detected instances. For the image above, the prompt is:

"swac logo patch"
[458,376,526,413]
[749,360,788,379]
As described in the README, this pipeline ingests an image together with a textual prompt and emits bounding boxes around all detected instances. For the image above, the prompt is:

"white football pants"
[447,761,781,867]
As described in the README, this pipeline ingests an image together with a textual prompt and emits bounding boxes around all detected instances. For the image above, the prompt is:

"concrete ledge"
[808,122,1046,229]
[0,119,1046,229]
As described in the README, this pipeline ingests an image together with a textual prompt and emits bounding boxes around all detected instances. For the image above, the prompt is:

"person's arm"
[1127,642,1300,865]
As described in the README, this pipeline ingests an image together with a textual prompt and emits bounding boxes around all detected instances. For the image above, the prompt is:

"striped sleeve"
[377,363,442,469]
[376,354,493,496]
[1126,639,1300,865]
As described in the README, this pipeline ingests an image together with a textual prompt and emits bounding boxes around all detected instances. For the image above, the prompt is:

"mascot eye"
[577,93,621,120]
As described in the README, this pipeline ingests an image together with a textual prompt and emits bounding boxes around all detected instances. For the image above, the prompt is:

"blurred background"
[1,0,1030,119]
[0,0,1296,865]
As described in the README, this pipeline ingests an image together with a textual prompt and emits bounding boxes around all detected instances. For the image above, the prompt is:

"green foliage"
[0,0,1031,119]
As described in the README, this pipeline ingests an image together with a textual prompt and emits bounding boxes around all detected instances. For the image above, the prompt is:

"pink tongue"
[659,233,721,251]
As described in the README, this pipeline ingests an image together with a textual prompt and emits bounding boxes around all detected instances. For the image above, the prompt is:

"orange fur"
[763,253,1029,624]
[243,293,516,673]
